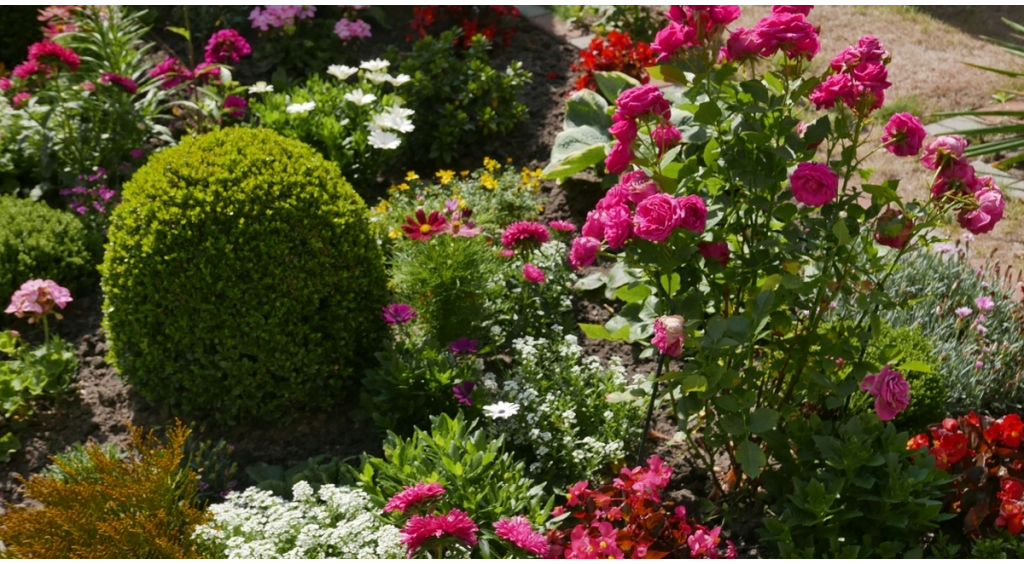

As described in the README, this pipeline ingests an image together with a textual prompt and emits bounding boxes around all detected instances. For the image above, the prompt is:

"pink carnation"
[522,263,546,283]
[676,195,707,234]
[501,221,550,250]
[568,236,601,270]
[400,508,478,557]
[881,112,926,157]
[633,193,682,242]
[204,29,251,65]
[383,482,446,513]
[493,516,550,556]
[958,185,1005,235]
[27,40,80,72]
[12,60,47,81]
[652,315,685,357]
[789,162,838,207]
[859,365,910,421]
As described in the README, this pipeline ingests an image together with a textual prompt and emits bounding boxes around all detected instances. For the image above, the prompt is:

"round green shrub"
[101,127,388,422]
[0,196,97,305]
[862,323,947,432]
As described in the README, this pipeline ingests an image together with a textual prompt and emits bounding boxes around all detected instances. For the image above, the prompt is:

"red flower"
[401,208,449,241]
[985,414,1024,449]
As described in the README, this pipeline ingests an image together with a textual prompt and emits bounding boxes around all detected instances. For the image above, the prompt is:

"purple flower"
[448,338,478,356]
[382,303,416,325]
[453,381,476,406]
[954,306,972,319]
[975,296,995,311]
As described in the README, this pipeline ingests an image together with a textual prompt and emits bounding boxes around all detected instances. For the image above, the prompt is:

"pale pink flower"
[975,296,995,311]
[5,279,72,323]
[652,315,685,357]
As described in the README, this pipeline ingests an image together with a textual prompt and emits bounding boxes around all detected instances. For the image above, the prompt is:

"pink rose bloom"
[568,236,601,270]
[860,365,910,421]
[755,12,820,60]
[921,135,968,171]
[841,82,885,114]
[581,209,606,240]
[609,116,637,144]
[652,22,697,62]
[604,141,633,174]
[707,5,742,26]
[958,185,1005,235]
[857,35,888,63]
[699,240,730,266]
[881,112,926,157]
[829,46,862,72]
[676,195,707,234]
[597,185,630,211]
[724,27,763,61]
[873,209,914,249]
[602,204,633,249]
[619,170,660,205]
[615,84,671,120]
[686,5,741,28]
[789,162,838,207]
[938,156,977,184]
[652,124,682,153]
[633,193,683,242]
[772,5,813,16]
[851,60,890,91]
[809,73,853,110]
[522,263,546,283]
[652,315,685,357]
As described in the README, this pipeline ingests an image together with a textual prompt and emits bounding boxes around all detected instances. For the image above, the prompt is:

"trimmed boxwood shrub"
[0,196,97,305]
[101,127,388,422]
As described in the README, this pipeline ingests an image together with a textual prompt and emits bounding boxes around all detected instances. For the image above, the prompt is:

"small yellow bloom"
[506,157,513,164]
[396,182,410,192]
[405,171,419,181]
[435,169,456,185]
[480,173,499,190]
[460,170,470,177]
[388,228,401,239]
[483,156,499,172]
[373,200,391,212]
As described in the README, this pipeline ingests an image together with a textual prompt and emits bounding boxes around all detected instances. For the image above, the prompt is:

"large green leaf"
[737,440,766,479]
[594,71,640,102]
[543,138,608,180]
[564,89,612,130]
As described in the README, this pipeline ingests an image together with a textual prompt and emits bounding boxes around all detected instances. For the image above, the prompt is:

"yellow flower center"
[420,224,432,234]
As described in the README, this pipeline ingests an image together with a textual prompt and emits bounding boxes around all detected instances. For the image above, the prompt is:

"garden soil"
[5,6,1024,556]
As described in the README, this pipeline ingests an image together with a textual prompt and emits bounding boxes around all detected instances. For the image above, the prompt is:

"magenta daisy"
[383,482,446,514]
[381,303,416,325]
[401,208,449,241]
[400,508,478,557]
[493,516,550,556]
[448,338,479,356]
[500,221,550,250]
[27,40,80,72]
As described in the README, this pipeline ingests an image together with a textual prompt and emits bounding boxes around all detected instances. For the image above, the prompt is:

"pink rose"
[581,209,606,240]
[615,84,671,120]
[667,6,687,24]
[652,315,685,357]
[755,12,820,60]
[689,5,741,27]
[860,365,910,421]
[698,240,730,266]
[829,46,862,73]
[842,83,885,114]
[597,185,630,211]
[938,156,977,185]
[652,22,697,62]
[633,193,683,242]
[921,135,968,171]
[604,141,633,174]
[789,162,838,207]
[652,124,682,153]
[809,73,852,110]
[857,35,888,63]
[772,5,813,16]
[958,185,1005,235]
[568,236,601,270]
[676,195,707,234]
[873,209,914,249]
[609,115,637,144]
[851,60,890,91]
[619,170,660,205]
[724,27,762,61]
[602,204,633,249]
[880,112,926,157]
[522,263,546,283]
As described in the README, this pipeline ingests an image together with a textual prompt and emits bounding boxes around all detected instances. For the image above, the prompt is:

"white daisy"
[386,105,415,119]
[386,73,412,87]
[482,401,520,419]
[248,81,273,94]
[344,88,377,106]
[364,72,391,84]
[360,58,390,72]
[286,101,316,114]
[327,64,358,81]
[372,110,414,133]
[367,127,401,150]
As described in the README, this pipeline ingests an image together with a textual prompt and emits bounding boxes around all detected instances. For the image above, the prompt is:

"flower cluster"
[149,28,251,92]
[59,166,122,217]
[249,5,316,31]
[192,482,404,558]
[400,204,480,242]
[547,455,737,559]
[4,38,81,102]
[5,279,72,324]
[569,167,706,270]
[603,85,676,173]
[572,30,656,92]
[810,35,891,115]
[410,6,521,49]
[859,365,910,421]
[920,135,1005,235]
[653,5,741,62]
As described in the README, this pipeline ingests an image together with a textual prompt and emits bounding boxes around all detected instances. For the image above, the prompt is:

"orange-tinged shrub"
[0,421,208,558]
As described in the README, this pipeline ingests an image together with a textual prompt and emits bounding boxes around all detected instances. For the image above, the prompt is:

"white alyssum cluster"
[193,482,403,559]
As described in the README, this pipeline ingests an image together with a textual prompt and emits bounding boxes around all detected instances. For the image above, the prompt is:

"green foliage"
[40,441,126,482]
[101,127,388,422]
[251,69,415,190]
[395,30,530,164]
[0,196,98,303]
[350,411,553,528]
[389,234,501,346]
[184,435,238,507]
[543,89,613,180]
[361,340,480,436]
[556,5,669,43]
[0,330,78,462]
[246,454,352,500]
[762,414,953,558]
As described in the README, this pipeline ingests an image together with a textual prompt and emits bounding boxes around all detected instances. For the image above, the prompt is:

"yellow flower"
[373,200,391,213]
[405,171,419,181]
[396,183,410,192]
[483,156,499,172]
[388,228,401,240]
[460,170,470,177]
[435,169,456,185]
[480,173,499,190]
[506,157,513,164]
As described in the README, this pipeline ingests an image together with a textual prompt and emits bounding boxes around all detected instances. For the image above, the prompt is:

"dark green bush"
[0,196,97,303]
[101,127,388,422]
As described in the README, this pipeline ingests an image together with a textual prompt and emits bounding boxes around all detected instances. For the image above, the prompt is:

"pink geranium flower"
[383,482,446,514]
[5,279,72,324]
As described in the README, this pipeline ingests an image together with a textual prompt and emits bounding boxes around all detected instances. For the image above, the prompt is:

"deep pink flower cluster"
[860,365,910,421]
[4,39,81,102]
[810,35,891,115]
[99,72,138,95]
[27,40,80,73]
[204,29,252,65]
[605,85,677,174]
[653,5,741,63]
[249,5,317,31]
[59,166,121,216]
[381,303,417,325]
[493,516,550,556]
[720,6,820,63]
[383,482,446,513]
[400,508,479,557]
[148,28,249,95]
[919,135,1005,235]
[501,221,550,250]
[5,279,73,324]
[569,169,707,269]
